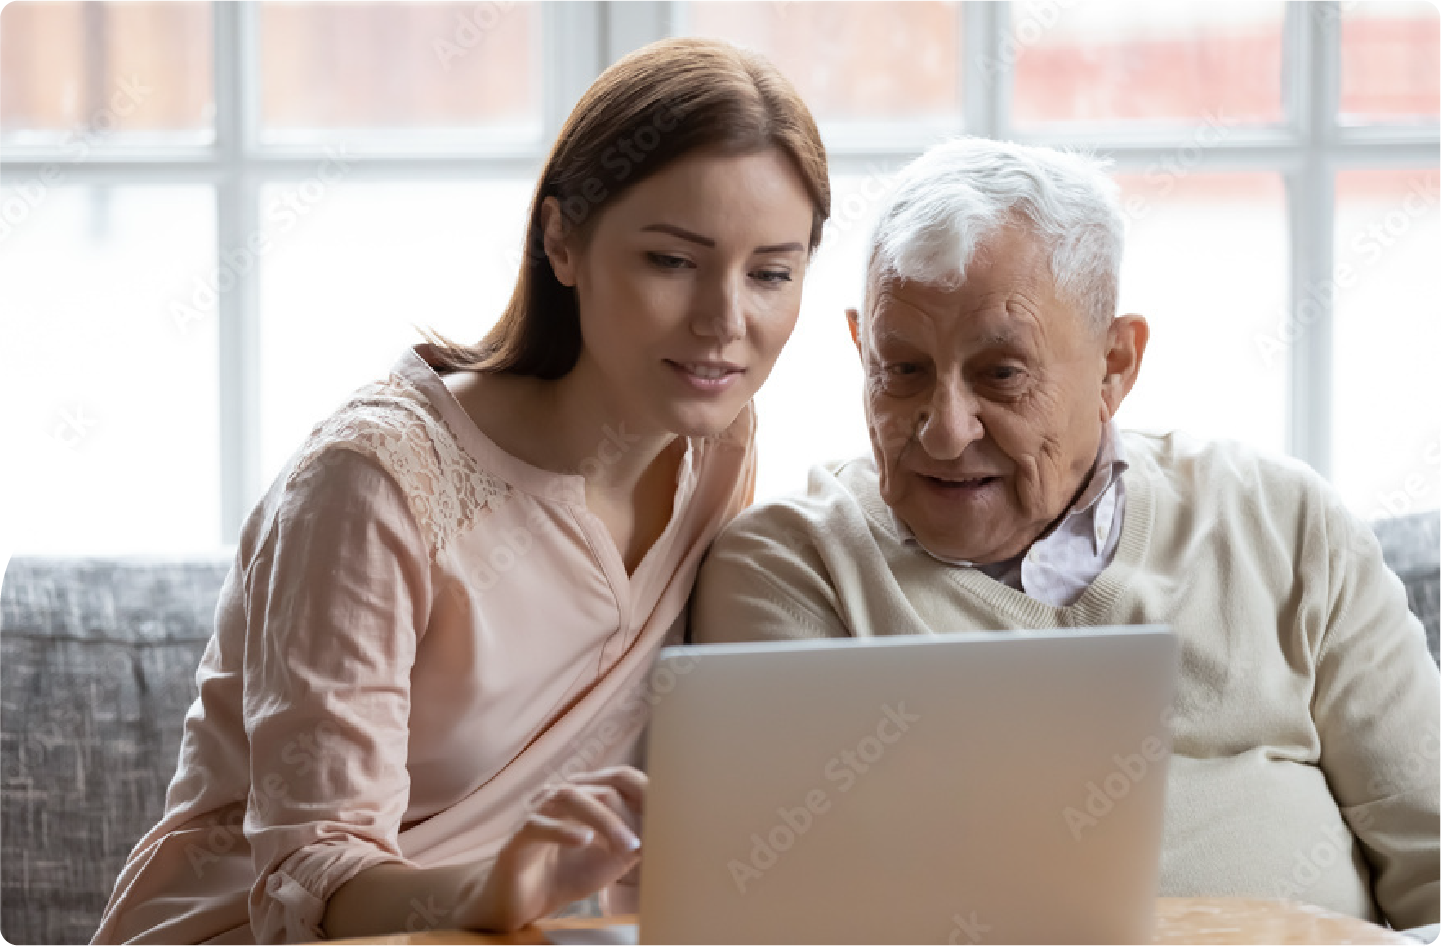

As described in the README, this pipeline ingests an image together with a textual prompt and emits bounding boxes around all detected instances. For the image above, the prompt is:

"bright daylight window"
[2,1,1437,555]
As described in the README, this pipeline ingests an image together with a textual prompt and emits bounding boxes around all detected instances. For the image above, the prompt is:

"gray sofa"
[2,513,1438,945]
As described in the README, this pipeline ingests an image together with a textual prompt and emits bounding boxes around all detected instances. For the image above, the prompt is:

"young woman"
[92,37,829,944]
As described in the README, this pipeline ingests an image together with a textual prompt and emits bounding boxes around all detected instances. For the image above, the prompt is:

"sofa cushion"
[1,556,232,946]
[1371,511,1440,661]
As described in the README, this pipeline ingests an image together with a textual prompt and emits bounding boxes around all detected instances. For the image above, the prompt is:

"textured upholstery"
[1,511,1436,944]
[1372,511,1440,661]
[1,556,231,946]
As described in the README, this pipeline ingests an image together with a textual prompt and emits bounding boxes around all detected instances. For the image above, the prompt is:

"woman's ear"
[540,196,578,287]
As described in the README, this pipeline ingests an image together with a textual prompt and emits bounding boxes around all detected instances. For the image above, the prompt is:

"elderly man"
[689,137,1440,930]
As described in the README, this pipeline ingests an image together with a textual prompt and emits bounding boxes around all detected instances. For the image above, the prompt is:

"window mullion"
[605,1,672,64]
[214,0,263,544]
[962,0,1002,139]
[542,1,605,143]
[1286,2,1340,478]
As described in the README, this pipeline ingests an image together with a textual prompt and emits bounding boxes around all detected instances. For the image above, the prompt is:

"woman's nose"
[691,273,746,343]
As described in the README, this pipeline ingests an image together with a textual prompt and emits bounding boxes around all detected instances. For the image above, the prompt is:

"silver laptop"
[636,627,1178,944]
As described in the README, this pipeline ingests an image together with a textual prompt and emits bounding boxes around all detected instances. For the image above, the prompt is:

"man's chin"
[902,519,1020,566]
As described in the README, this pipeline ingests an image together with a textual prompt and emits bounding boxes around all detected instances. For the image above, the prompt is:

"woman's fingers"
[517,813,595,847]
[537,784,641,855]
[566,766,647,815]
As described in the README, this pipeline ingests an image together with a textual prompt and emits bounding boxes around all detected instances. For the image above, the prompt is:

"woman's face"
[545,147,815,438]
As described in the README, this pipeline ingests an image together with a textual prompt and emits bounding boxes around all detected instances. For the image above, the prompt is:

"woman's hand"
[462,766,647,931]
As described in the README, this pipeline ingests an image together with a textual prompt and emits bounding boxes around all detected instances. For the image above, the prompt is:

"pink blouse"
[92,344,755,944]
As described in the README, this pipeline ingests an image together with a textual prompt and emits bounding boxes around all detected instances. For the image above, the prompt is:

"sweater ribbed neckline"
[852,451,1157,630]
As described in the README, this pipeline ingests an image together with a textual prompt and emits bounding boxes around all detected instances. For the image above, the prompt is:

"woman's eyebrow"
[754,240,806,255]
[639,223,804,255]
[641,223,714,247]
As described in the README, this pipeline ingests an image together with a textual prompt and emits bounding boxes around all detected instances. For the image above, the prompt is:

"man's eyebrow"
[874,329,919,349]
[639,223,804,255]
[977,325,1033,349]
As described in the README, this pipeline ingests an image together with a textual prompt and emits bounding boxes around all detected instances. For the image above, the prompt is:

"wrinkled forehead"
[866,275,1051,353]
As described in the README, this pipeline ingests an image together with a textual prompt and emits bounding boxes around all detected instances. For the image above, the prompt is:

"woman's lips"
[666,360,744,393]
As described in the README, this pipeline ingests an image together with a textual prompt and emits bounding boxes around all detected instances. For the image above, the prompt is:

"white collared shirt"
[895,421,1129,607]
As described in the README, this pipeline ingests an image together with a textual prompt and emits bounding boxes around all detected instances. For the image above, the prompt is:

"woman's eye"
[647,252,692,270]
[752,269,793,285]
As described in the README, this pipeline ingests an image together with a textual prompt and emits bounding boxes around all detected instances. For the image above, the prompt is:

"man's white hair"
[865,137,1124,332]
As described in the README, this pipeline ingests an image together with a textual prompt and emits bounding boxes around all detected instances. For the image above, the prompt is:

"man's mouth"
[920,474,1002,489]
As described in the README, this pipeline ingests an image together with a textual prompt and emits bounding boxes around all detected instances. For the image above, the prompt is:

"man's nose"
[916,378,984,461]
[691,271,746,343]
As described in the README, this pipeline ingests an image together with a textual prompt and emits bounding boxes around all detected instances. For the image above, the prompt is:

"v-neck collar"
[393,343,701,595]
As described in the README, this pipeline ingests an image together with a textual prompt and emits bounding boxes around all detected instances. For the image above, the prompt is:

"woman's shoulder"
[283,371,513,561]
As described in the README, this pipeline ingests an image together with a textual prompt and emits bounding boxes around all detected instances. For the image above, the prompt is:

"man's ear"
[539,196,577,287]
[846,308,864,360]
[1100,313,1149,421]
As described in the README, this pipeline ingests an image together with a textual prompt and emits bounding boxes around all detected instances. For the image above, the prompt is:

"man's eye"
[885,362,921,377]
[988,365,1024,384]
[647,252,691,270]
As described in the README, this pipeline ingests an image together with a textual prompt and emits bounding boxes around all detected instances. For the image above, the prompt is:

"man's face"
[856,225,1117,564]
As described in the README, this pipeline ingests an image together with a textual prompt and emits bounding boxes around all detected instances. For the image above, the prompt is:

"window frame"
[1,0,1435,544]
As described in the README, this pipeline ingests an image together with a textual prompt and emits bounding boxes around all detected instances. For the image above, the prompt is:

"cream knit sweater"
[691,430,1440,928]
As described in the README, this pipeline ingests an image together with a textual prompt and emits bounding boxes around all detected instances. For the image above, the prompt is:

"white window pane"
[0,185,220,554]
[259,2,541,142]
[1114,173,1288,456]
[257,179,533,488]
[1333,168,1441,519]
[0,0,214,146]
[1012,1,1285,127]
[680,2,961,126]
[751,172,884,501]
[1340,0,1440,125]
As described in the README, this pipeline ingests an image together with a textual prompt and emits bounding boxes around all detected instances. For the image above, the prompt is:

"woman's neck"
[542,357,678,495]
[451,358,677,497]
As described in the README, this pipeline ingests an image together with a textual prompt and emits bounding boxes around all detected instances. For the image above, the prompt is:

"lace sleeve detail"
[285,372,510,562]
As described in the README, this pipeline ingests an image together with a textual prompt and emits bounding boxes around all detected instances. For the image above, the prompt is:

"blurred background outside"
[1,0,1437,554]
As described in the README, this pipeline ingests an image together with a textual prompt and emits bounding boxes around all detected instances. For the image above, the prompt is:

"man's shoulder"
[1122,428,1327,493]
[717,454,886,555]
[1121,428,1350,542]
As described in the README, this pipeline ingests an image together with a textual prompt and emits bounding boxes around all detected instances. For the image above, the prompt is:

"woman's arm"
[323,860,496,939]
[325,768,647,935]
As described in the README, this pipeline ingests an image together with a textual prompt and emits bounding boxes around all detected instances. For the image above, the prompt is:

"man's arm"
[1313,500,1441,929]
[690,504,851,645]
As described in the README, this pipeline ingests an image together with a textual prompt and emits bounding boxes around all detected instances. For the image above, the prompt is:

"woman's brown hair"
[420,37,830,379]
